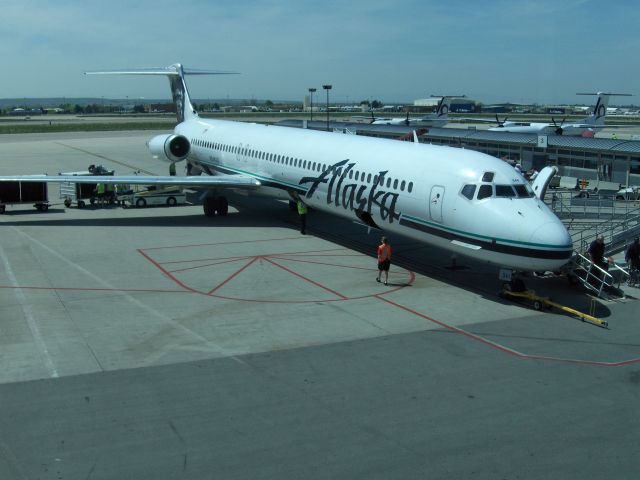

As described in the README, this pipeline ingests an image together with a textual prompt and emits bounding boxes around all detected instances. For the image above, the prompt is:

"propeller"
[552,117,566,135]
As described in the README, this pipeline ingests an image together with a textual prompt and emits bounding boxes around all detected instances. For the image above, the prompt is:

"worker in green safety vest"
[95,183,105,206]
[297,199,307,234]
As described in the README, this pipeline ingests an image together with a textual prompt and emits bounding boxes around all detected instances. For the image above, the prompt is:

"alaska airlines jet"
[371,96,458,126]
[0,64,573,272]
[487,92,632,135]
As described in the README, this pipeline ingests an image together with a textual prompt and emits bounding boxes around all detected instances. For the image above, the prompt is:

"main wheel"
[166,196,177,206]
[203,197,216,217]
[215,196,228,216]
[136,198,147,208]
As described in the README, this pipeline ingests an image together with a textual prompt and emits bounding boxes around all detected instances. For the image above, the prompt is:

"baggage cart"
[59,165,115,208]
[0,178,49,213]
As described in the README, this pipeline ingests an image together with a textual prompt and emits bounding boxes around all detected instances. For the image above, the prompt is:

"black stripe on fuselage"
[399,217,573,260]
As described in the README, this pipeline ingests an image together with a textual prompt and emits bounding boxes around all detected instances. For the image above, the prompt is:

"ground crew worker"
[169,162,176,176]
[297,199,307,234]
[626,238,640,286]
[376,236,392,285]
[588,235,606,271]
[105,183,115,204]
[95,182,106,206]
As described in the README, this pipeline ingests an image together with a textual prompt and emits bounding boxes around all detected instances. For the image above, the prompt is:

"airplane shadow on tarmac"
[1,191,614,320]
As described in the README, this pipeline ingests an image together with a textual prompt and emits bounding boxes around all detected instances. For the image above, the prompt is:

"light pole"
[323,84,332,131]
[308,88,316,122]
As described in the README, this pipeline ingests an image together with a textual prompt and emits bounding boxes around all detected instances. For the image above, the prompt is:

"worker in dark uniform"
[169,162,176,176]
[587,235,607,286]
[588,235,607,271]
[626,238,640,286]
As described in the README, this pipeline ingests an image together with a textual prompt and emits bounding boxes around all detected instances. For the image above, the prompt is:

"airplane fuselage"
[178,117,573,271]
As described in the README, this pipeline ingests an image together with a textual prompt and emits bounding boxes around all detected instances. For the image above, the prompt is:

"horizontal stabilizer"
[85,68,238,76]
[576,92,632,96]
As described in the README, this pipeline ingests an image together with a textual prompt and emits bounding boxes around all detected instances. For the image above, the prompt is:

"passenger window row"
[192,137,414,193]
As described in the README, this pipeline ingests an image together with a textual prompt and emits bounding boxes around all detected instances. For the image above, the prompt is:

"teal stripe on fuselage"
[401,213,571,250]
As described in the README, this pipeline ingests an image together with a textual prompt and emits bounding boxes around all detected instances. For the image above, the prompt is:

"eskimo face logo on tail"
[299,159,400,223]
[169,76,186,123]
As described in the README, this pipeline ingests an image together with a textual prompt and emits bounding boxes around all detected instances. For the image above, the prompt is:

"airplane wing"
[565,123,638,129]
[0,174,262,189]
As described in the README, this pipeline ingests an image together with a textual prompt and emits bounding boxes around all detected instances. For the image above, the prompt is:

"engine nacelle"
[147,134,190,163]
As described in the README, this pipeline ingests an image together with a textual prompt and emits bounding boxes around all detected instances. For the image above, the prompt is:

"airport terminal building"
[420,127,640,187]
[277,120,640,188]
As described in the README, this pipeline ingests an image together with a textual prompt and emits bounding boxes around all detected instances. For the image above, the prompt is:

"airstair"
[547,190,640,297]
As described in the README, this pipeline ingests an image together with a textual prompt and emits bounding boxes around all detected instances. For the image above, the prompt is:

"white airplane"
[486,92,632,135]
[0,64,573,273]
[370,96,460,126]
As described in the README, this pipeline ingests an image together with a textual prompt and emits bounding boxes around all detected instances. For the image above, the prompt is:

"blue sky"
[1,0,638,104]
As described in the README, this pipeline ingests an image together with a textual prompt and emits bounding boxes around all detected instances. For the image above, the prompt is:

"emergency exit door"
[429,185,444,223]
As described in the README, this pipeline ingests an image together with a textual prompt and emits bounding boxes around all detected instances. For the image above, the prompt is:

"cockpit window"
[461,184,476,200]
[482,172,495,182]
[477,184,493,200]
[495,185,516,197]
[514,184,534,198]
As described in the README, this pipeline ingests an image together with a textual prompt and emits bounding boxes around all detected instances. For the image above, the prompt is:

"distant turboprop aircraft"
[485,92,633,136]
[369,95,462,127]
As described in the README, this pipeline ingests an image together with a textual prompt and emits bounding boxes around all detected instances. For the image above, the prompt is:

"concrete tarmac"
[0,131,639,479]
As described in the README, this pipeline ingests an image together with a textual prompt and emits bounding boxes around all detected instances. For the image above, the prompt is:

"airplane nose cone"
[530,221,572,250]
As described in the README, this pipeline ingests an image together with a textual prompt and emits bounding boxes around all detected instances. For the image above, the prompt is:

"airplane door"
[429,185,444,223]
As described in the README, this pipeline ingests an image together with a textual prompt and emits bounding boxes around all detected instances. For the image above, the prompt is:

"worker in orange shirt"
[376,236,392,285]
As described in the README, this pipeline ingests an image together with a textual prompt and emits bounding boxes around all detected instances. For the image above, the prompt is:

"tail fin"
[576,92,632,126]
[85,63,238,123]
[432,95,466,119]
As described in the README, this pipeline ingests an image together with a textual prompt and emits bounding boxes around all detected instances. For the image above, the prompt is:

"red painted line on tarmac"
[168,256,250,274]
[272,248,353,256]
[0,285,191,294]
[376,295,640,367]
[268,256,378,272]
[141,235,309,251]
[207,256,260,295]
[137,248,201,294]
[159,254,252,265]
[263,257,349,300]
[273,253,365,258]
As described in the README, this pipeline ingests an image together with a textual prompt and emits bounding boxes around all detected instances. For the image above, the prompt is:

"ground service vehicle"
[120,186,187,208]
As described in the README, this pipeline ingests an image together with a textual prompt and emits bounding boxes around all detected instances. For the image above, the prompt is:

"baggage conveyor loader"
[500,285,608,328]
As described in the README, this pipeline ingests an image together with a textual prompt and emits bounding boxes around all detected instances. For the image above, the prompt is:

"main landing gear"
[203,195,228,217]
